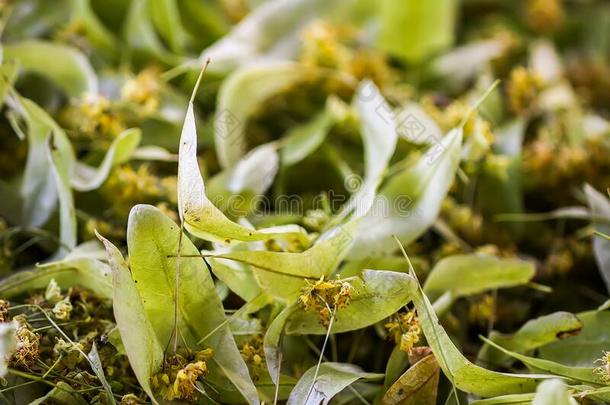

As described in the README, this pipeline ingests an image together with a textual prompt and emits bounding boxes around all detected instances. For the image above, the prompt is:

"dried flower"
[152,349,213,401]
[12,315,40,366]
[0,300,9,322]
[53,297,73,321]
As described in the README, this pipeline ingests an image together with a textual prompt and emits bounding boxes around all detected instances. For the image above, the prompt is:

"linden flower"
[595,351,610,384]
[12,315,40,366]
[469,294,496,327]
[54,338,85,369]
[53,296,73,321]
[152,349,213,401]
[0,299,9,322]
[240,336,265,380]
[173,361,208,400]
[385,310,421,353]
[506,67,544,114]
[299,276,352,326]
[121,67,162,114]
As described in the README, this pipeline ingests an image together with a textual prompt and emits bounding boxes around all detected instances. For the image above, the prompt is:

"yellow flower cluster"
[384,310,421,353]
[61,93,125,143]
[151,348,213,402]
[299,276,352,326]
[526,0,565,34]
[0,300,9,322]
[506,67,544,115]
[121,67,162,114]
[595,351,610,384]
[468,294,496,327]
[240,336,265,380]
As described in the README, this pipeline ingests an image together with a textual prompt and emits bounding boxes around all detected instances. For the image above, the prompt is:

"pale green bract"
[349,128,463,258]
[423,254,535,302]
[177,89,306,245]
[378,0,456,64]
[287,362,383,405]
[4,40,98,97]
[584,184,610,293]
[406,273,550,397]
[338,80,398,219]
[125,204,259,404]
[97,233,162,405]
[478,312,583,367]
[214,62,306,168]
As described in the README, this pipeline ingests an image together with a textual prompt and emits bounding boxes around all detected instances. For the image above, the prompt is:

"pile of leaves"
[1,0,610,404]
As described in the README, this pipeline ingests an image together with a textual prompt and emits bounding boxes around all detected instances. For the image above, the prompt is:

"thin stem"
[189,58,211,104]
[197,293,265,344]
[172,221,185,354]
[305,305,336,402]
[393,235,461,405]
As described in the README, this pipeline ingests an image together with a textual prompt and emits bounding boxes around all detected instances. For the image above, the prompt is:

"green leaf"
[478,312,583,367]
[201,0,333,73]
[264,304,298,385]
[214,62,306,168]
[49,132,77,253]
[0,259,111,301]
[349,128,463,258]
[381,354,440,405]
[4,40,97,97]
[532,379,577,405]
[281,109,335,166]
[584,184,610,293]
[71,128,141,191]
[224,142,280,195]
[28,381,88,405]
[423,254,535,301]
[149,0,189,53]
[97,233,162,405]
[126,204,259,404]
[177,88,306,245]
[70,0,118,57]
[339,80,398,219]
[284,270,415,335]
[382,346,409,392]
[287,362,383,405]
[215,221,357,299]
[470,393,535,405]
[480,336,600,385]
[207,257,262,302]
[0,60,17,106]
[406,274,547,397]
[123,0,180,65]
[12,96,77,253]
[539,310,610,367]
[378,0,457,64]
